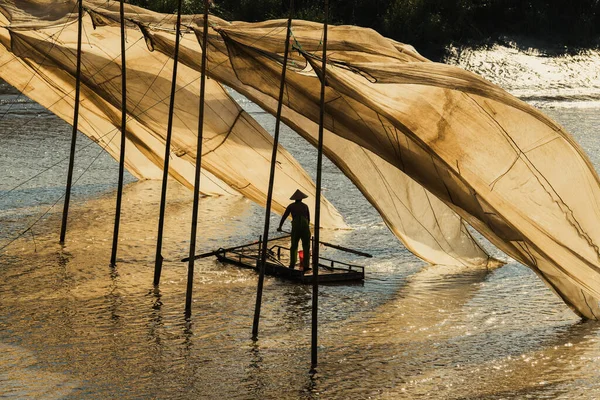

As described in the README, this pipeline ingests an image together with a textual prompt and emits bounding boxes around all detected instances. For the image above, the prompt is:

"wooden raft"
[210,237,365,284]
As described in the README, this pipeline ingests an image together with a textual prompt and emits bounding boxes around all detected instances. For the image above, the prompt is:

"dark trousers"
[290,217,311,270]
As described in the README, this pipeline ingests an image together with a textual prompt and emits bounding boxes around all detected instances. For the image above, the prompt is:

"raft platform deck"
[213,240,365,284]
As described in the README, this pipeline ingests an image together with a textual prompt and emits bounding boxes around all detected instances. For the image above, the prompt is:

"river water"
[1,47,600,399]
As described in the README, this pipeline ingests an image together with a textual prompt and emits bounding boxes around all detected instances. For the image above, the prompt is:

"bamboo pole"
[311,0,329,371]
[153,0,184,286]
[182,234,290,262]
[110,0,127,267]
[185,0,210,318]
[251,0,295,341]
[256,235,262,268]
[59,0,83,244]
[110,0,128,267]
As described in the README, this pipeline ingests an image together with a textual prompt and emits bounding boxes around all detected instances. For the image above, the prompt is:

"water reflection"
[4,219,596,399]
[243,343,268,398]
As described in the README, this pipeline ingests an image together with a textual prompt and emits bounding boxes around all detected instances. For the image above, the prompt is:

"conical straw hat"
[290,189,308,200]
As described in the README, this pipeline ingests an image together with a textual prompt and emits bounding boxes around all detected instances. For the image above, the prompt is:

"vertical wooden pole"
[311,0,329,371]
[110,0,127,267]
[256,235,262,268]
[153,0,184,286]
[60,0,83,244]
[185,0,210,318]
[251,0,295,341]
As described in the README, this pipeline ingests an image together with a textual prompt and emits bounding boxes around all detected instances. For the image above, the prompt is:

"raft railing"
[267,244,365,274]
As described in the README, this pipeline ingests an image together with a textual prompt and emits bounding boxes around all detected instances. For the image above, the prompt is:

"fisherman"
[277,189,311,272]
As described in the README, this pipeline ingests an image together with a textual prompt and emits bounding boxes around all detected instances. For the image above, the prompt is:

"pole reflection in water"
[243,343,266,397]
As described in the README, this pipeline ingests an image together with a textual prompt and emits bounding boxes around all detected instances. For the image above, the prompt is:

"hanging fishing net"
[204,18,600,319]
[83,3,497,267]
[0,1,346,228]
[3,1,600,319]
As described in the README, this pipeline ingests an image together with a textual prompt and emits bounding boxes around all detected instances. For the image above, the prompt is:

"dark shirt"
[279,201,310,227]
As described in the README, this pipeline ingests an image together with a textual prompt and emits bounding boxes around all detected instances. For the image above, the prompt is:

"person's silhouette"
[277,189,311,272]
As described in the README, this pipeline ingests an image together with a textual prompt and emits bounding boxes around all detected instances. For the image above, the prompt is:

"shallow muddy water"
[1,56,600,398]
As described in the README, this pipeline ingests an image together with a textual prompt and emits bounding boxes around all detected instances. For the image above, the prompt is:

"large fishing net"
[2,1,600,319]
[0,1,346,228]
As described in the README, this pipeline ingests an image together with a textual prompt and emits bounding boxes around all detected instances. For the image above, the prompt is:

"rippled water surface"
[2,55,600,399]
